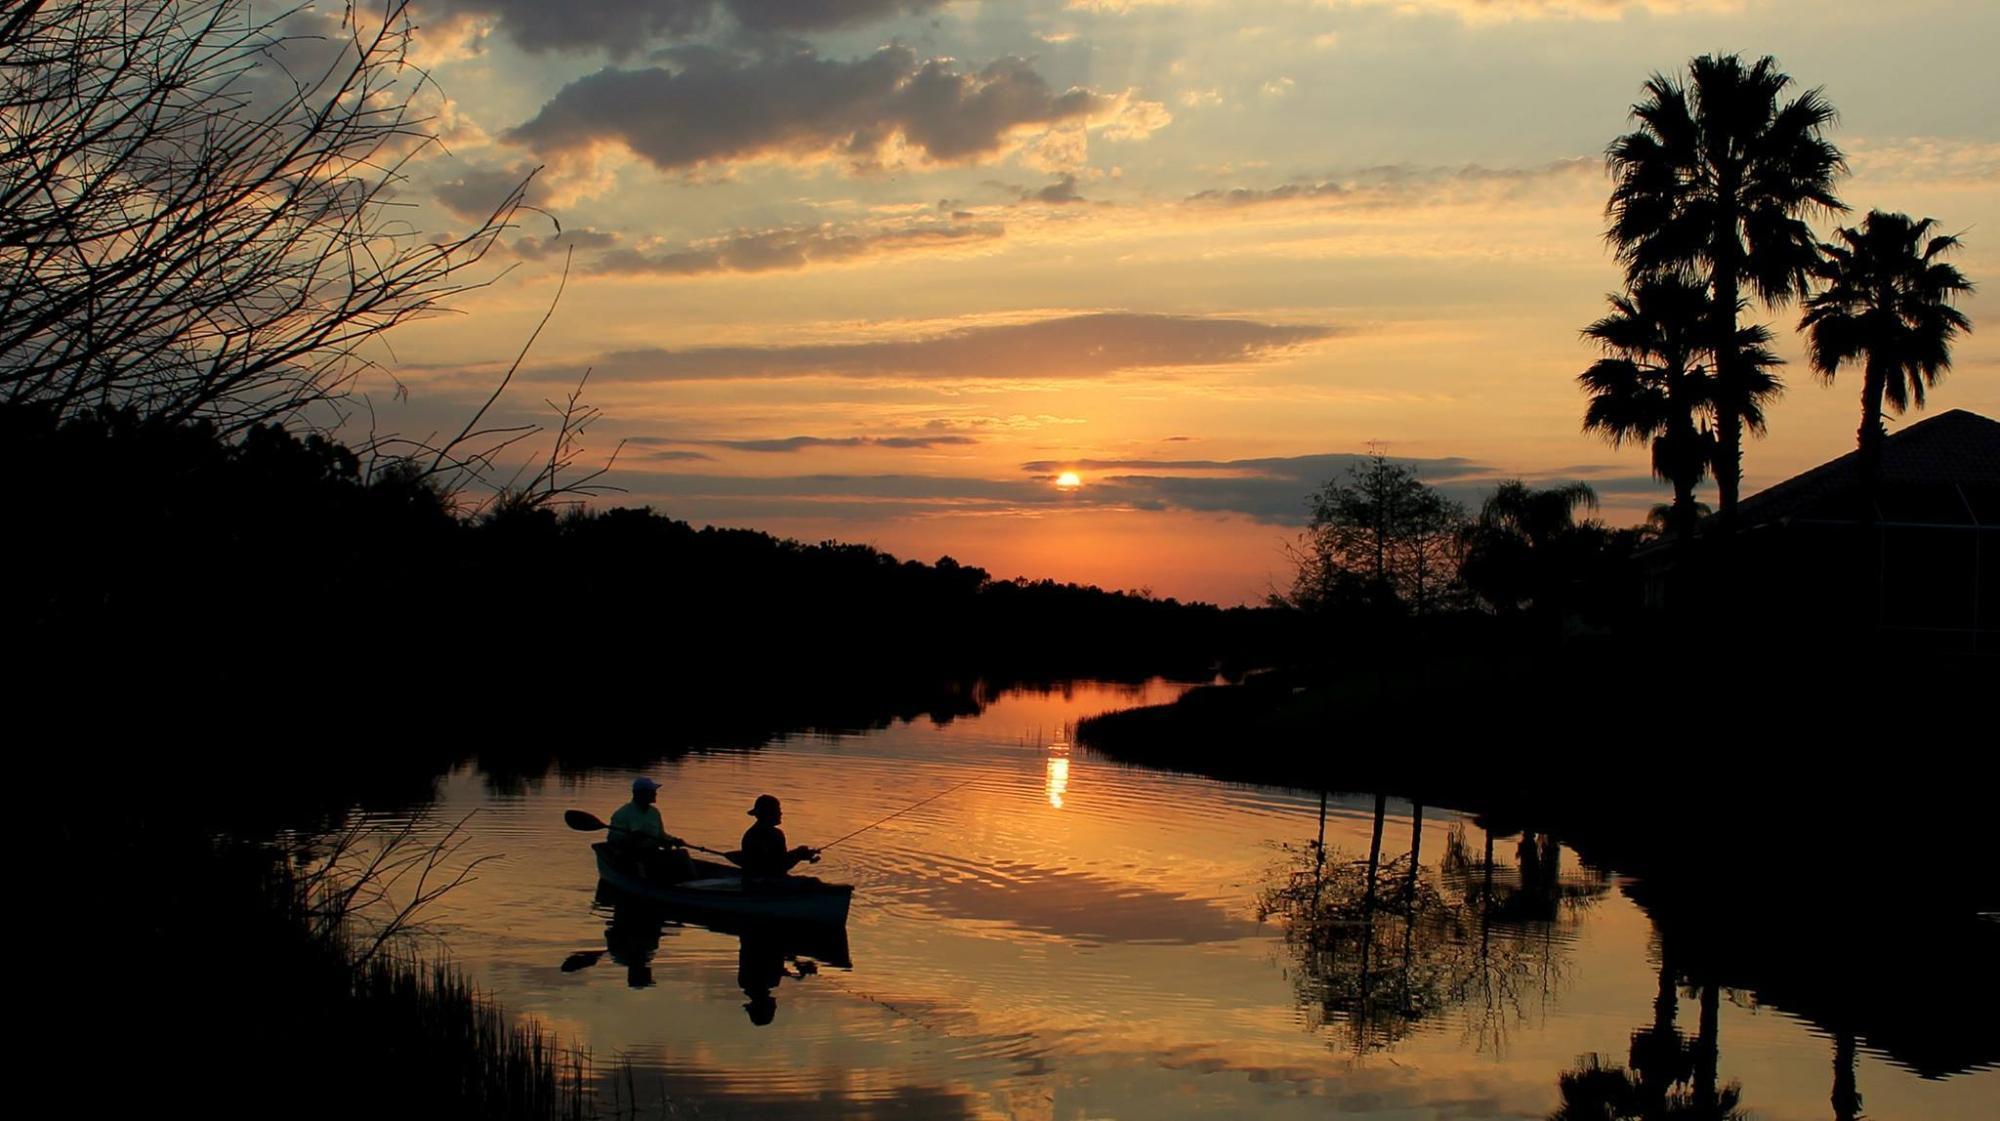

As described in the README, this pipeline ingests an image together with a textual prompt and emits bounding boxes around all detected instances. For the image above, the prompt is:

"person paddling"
[610,777,694,882]
[740,794,819,880]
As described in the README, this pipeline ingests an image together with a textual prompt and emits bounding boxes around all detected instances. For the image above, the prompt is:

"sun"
[1055,471,1083,490]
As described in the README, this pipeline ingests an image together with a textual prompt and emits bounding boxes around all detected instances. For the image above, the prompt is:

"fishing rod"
[813,775,983,855]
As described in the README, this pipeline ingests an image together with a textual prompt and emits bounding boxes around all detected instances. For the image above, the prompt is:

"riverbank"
[37,822,672,1120]
[1076,637,2000,1078]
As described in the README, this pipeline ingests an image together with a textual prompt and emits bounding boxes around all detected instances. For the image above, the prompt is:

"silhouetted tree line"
[5,403,1293,716]
[1282,452,1648,634]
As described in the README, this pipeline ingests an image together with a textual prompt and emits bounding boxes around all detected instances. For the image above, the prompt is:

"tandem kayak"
[591,842,854,925]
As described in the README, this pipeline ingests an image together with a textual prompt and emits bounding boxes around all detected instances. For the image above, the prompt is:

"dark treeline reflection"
[1260,796,1607,1054]
[98,676,1127,842]
[1262,798,1994,1120]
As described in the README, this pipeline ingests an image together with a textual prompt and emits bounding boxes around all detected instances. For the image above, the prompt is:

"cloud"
[1027,173,1089,205]
[923,414,1089,431]
[633,448,718,462]
[561,312,1332,382]
[419,0,951,57]
[1019,452,1505,524]
[1335,0,1742,22]
[655,434,980,452]
[985,173,1091,206]
[1076,0,1736,19]
[600,448,1642,527]
[590,220,1004,275]
[1187,157,1597,208]
[513,227,621,260]
[1846,137,2000,186]
[433,164,537,222]
[505,45,1166,173]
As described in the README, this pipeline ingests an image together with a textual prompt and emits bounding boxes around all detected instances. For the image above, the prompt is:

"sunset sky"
[362,0,1998,604]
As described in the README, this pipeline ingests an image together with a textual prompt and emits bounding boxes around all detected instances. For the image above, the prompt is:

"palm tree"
[1800,211,1975,491]
[1606,54,1846,527]
[1460,481,1599,614]
[1479,480,1600,547]
[1578,278,1714,538]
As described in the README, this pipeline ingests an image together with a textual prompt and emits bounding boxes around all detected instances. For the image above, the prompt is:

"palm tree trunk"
[1857,362,1886,508]
[1671,473,1699,537]
[1666,385,1704,538]
[1712,204,1743,531]
[1857,363,1887,632]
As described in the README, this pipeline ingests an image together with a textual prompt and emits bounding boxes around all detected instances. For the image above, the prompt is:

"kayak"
[591,842,853,925]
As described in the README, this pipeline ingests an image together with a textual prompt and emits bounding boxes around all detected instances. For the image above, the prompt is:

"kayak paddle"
[562,809,741,863]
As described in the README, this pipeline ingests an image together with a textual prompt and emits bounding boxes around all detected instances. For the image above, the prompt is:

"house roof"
[1736,409,2000,528]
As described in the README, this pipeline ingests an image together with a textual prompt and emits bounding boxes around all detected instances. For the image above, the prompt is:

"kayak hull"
[591,843,853,925]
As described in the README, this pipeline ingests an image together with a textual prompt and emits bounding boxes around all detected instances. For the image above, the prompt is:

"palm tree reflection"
[1547,967,1747,1121]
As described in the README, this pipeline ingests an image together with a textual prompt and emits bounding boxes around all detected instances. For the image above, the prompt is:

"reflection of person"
[738,929,800,1026]
[610,776,693,882]
[739,794,819,880]
[605,903,665,989]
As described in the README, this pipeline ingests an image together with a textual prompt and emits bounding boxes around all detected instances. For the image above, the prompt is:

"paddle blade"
[560,950,606,973]
[564,809,608,832]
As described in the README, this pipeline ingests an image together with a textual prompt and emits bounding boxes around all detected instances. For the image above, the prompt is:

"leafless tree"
[1,0,524,430]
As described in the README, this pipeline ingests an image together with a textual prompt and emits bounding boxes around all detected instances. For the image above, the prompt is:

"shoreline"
[1075,647,2000,1079]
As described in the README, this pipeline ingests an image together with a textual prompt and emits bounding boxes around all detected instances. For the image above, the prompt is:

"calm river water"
[367,680,1994,1120]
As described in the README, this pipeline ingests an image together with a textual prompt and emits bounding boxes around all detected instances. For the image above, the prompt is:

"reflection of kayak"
[592,842,854,926]
[591,880,853,970]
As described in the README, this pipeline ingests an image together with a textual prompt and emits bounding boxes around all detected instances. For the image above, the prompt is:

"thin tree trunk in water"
[1398,803,1423,1014]
[1366,794,1386,886]
[1356,793,1386,1050]
[1313,789,1327,909]
[1695,980,1720,1113]
[1482,830,1494,911]
[1653,954,1676,1037]
[1833,1030,1862,1121]
[1404,804,1423,903]
[1480,829,1494,956]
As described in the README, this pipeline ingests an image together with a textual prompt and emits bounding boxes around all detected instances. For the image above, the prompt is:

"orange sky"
[351,0,1998,603]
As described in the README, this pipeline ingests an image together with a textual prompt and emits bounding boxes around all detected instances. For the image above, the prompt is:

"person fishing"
[739,794,820,880]
[610,776,694,882]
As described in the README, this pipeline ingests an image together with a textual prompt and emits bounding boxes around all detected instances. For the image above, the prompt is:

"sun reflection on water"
[1045,756,1070,809]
